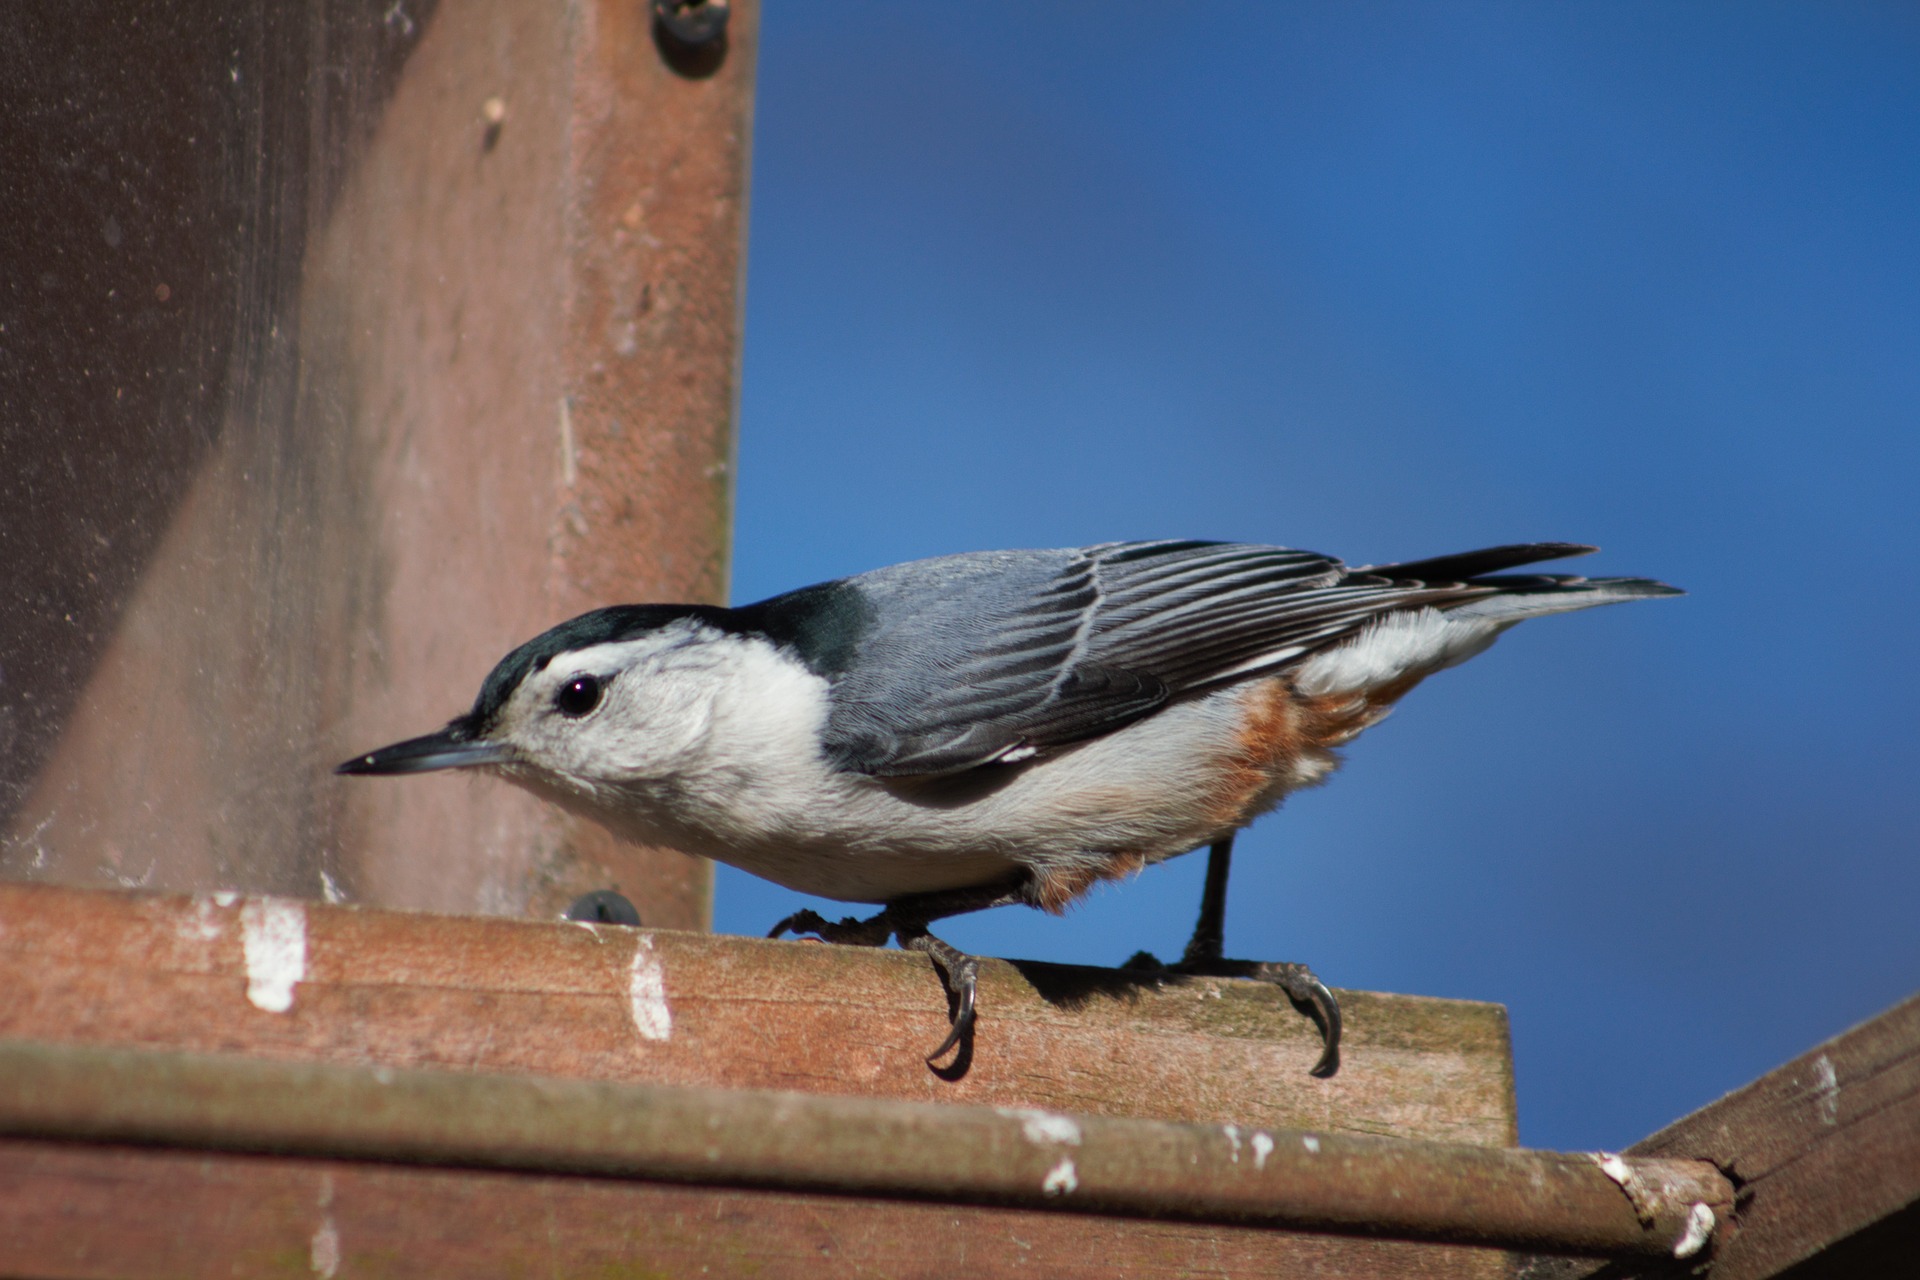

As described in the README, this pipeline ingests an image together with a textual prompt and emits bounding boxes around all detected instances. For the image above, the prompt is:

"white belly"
[592,682,1323,904]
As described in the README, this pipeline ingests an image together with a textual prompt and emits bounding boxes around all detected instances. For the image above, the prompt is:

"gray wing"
[814,539,1493,778]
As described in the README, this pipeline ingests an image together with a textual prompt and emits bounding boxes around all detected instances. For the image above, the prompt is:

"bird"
[338,539,1679,1073]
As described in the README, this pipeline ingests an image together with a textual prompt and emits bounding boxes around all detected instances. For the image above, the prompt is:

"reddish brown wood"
[0,881,1514,1142]
[0,1040,1726,1255]
[0,880,1540,1277]
[6,0,754,932]
[0,1139,1514,1280]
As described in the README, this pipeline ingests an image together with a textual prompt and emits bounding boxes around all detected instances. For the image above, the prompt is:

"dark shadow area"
[0,0,436,825]
[1006,955,1172,1014]
[1769,1199,1920,1280]
[1013,953,1340,1075]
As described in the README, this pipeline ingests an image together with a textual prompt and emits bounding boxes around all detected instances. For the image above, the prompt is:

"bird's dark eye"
[554,674,604,718]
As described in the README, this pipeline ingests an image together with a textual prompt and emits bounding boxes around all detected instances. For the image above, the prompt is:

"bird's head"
[336,605,740,803]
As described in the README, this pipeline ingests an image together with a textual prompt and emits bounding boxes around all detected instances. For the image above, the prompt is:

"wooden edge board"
[0,1137,1515,1280]
[1520,992,1920,1280]
[0,880,1515,1143]
[0,1037,1729,1259]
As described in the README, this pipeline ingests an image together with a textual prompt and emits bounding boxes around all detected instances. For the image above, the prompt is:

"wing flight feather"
[810,540,1584,777]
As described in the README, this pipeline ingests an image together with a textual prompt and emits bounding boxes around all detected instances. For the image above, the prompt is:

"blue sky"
[714,2,1920,1151]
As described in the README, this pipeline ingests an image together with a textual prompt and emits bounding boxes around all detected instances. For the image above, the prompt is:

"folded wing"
[797,540,1674,777]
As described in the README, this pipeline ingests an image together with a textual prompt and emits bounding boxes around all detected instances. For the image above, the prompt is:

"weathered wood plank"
[0,1040,1726,1255]
[1626,993,1920,1280]
[1520,993,1920,1279]
[0,881,1513,1143]
[0,1139,1515,1280]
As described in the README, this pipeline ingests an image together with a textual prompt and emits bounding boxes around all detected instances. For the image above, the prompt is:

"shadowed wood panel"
[5,0,752,931]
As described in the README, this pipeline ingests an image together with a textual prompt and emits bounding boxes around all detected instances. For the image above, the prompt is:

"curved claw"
[923,954,978,1064]
[1178,958,1341,1077]
[1299,975,1342,1078]
[1254,965,1339,1077]
[899,932,979,1066]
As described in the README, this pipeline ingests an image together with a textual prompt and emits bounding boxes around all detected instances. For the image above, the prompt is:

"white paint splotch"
[998,1108,1083,1147]
[310,1217,340,1277]
[1251,1131,1274,1170]
[241,898,307,1013]
[1590,1150,1662,1228]
[994,1107,1084,1194]
[628,934,672,1041]
[1594,1151,1634,1189]
[181,895,228,943]
[1812,1053,1840,1126]
[311,1172,340,1277]
[1673,1202,1716,1259]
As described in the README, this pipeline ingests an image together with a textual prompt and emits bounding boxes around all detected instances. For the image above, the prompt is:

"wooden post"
[3,0,753,930]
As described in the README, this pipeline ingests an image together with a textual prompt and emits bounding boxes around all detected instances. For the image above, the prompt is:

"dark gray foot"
[1179,955,1341,1077]
[769,881,1021,1065]
[897,926,979,1063]
[1157,835,1342,1077]
[767,907,892,948]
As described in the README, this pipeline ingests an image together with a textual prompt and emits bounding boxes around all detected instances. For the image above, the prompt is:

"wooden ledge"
[0,1037,1727,1258]
[0,880,1514,1144]
[0,880,1549,1277]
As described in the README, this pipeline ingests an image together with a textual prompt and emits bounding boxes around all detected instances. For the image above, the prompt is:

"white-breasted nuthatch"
[339,539,1679,1073]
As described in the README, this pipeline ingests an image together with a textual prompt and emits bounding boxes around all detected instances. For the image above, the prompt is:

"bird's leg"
[1163,834,1343,1078]
[1180,835,1237,966]
[769,877,1027,1065]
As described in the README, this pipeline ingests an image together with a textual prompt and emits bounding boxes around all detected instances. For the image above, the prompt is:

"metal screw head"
[652,0,729,47]
[565,889,642,927]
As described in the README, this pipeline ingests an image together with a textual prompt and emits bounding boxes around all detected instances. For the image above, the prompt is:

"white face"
[483,621,735,796]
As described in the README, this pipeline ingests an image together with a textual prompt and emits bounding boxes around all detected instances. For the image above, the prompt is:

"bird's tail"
[1363,542,1682,622]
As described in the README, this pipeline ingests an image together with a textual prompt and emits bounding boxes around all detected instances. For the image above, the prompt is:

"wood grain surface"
[0,880,1514,1143]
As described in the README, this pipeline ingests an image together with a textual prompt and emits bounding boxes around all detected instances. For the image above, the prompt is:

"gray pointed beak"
[335,722,513,776]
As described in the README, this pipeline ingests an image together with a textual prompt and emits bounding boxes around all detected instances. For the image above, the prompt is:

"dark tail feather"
[1362,542,1596,584]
